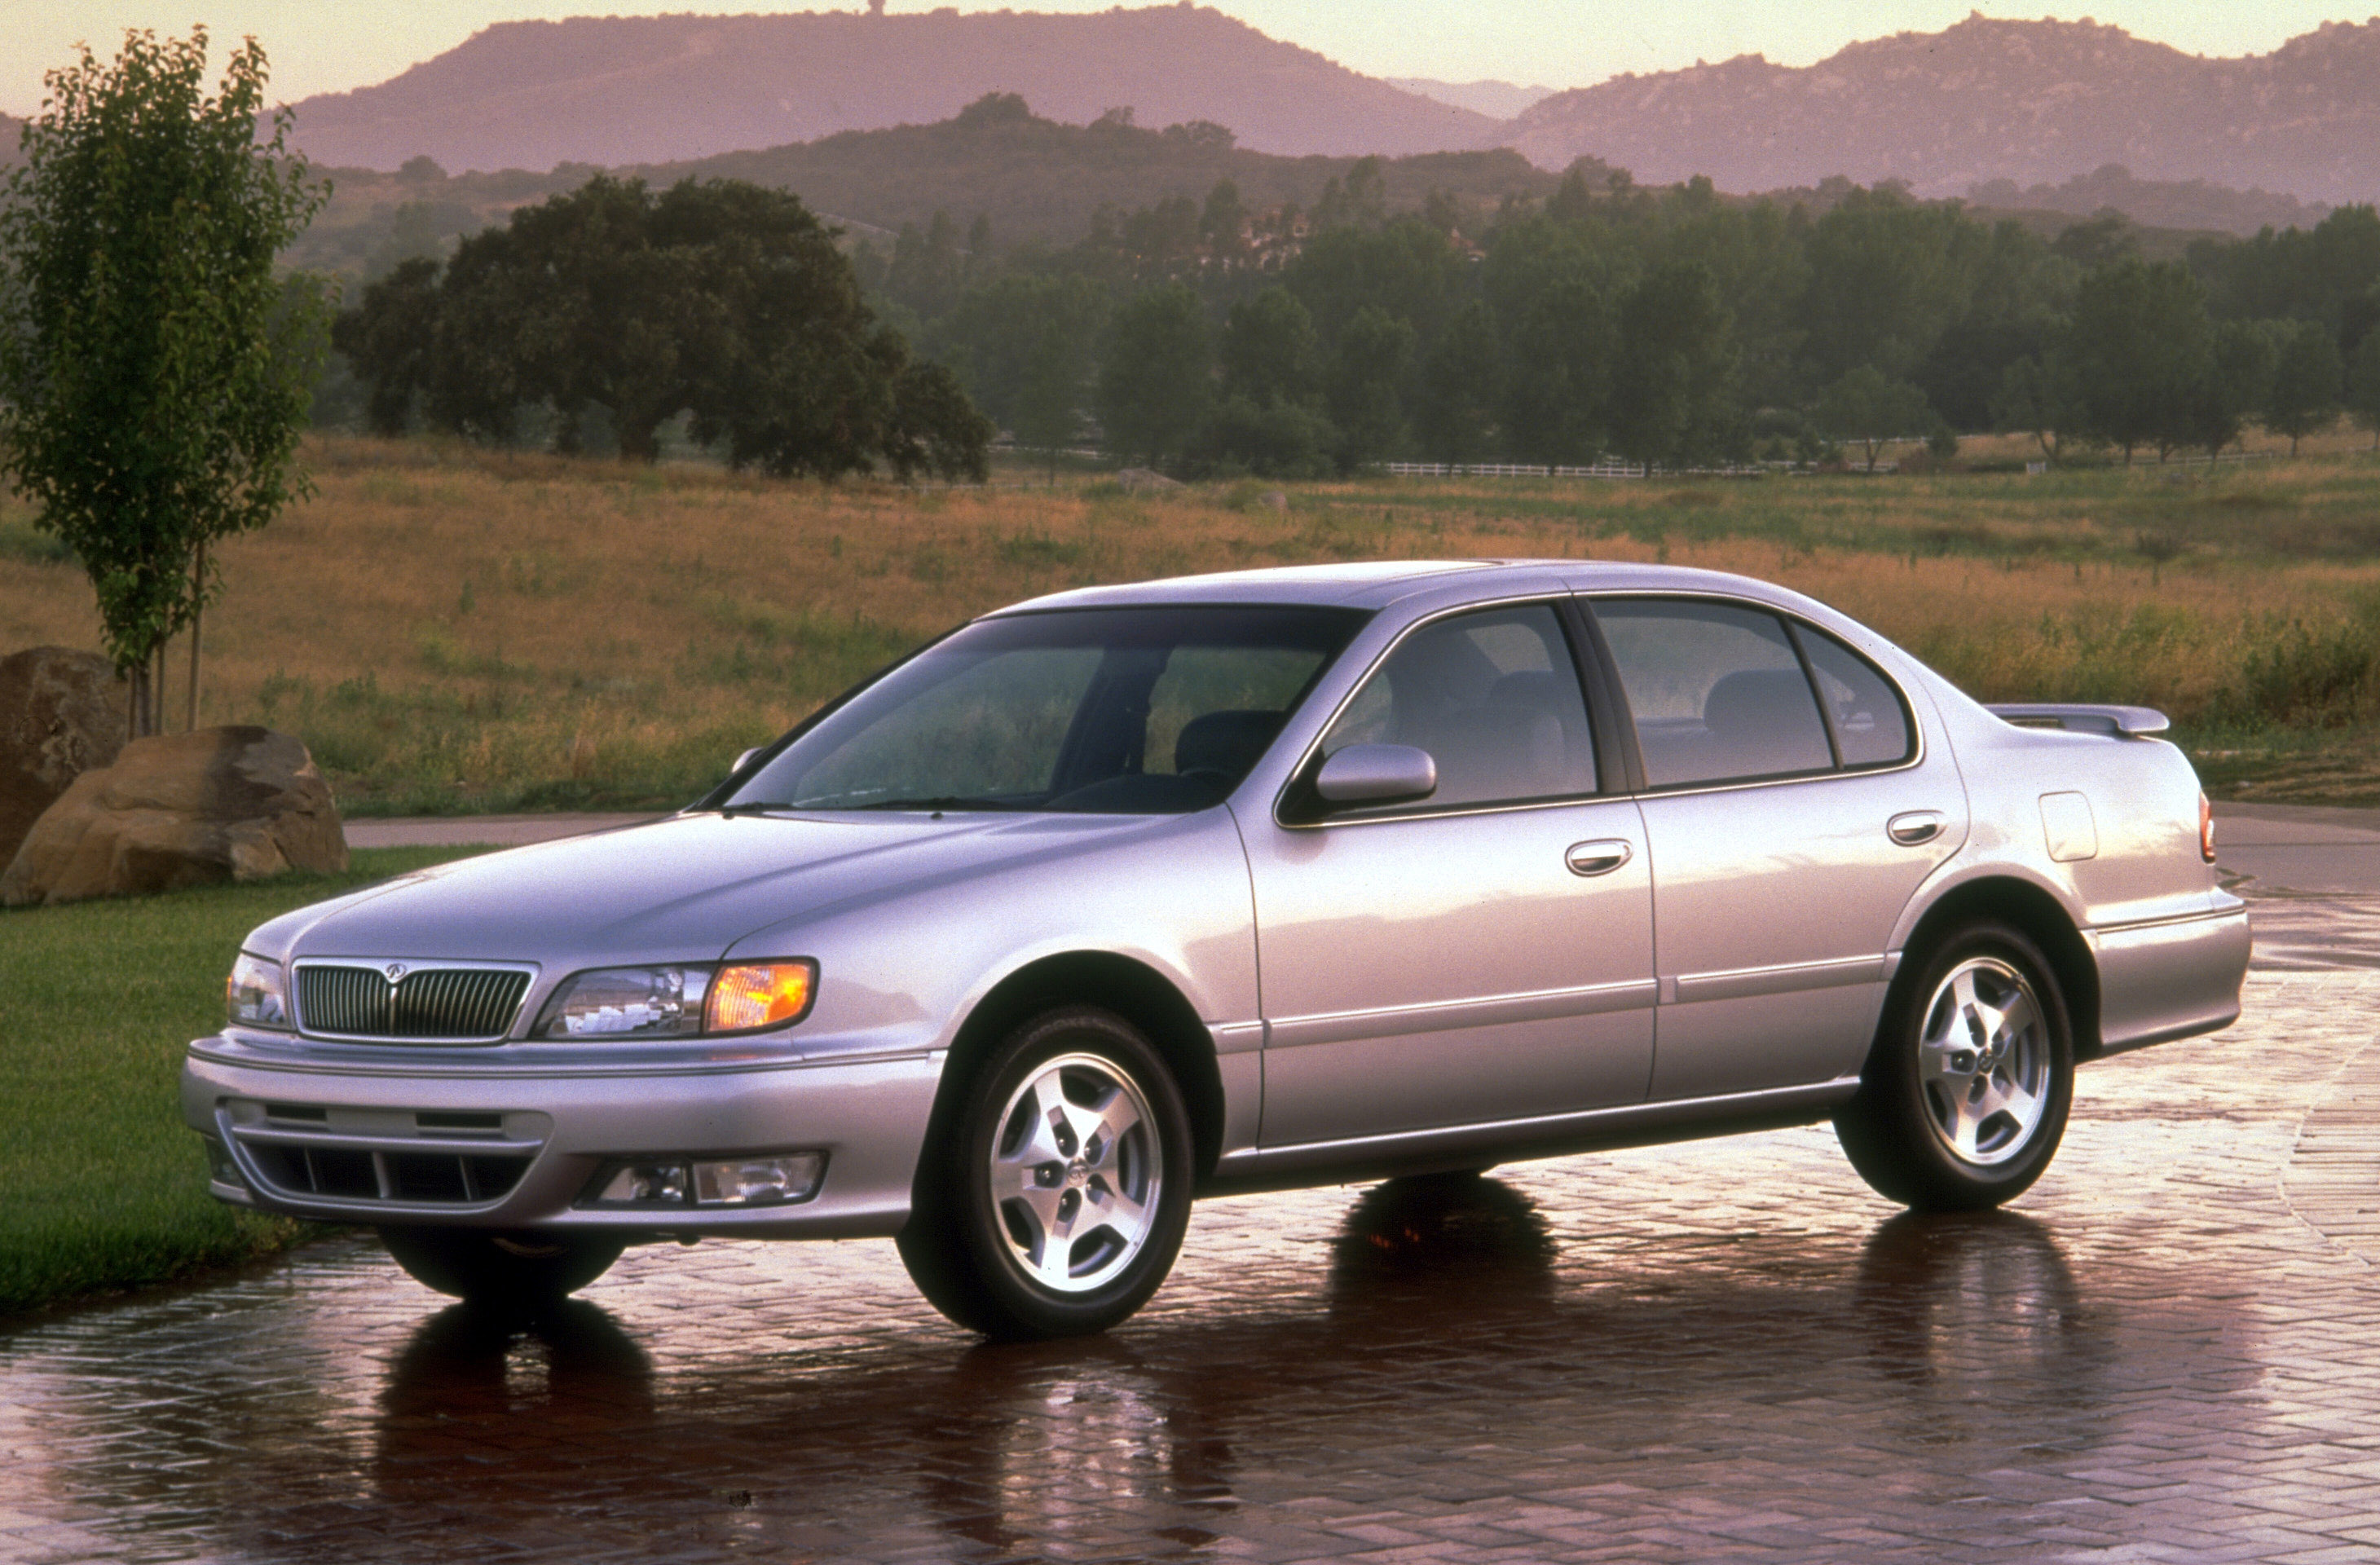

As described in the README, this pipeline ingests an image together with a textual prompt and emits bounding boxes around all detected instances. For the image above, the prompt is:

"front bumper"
[181,1033,944,1238]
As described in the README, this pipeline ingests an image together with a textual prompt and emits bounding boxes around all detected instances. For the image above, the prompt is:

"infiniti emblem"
[384,963,407,983]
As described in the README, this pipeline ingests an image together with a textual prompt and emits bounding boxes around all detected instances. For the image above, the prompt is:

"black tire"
[1834,920,2074,1211]
[379,1227,626,1308]
[897,1007,1194,1341]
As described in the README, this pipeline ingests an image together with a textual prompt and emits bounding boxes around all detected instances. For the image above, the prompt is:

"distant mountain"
[284,6,1499,172]
[1387,78,1557,120]
[1967,165,2328,239]
[632,97,1551,245]
[1501,15,2380,207]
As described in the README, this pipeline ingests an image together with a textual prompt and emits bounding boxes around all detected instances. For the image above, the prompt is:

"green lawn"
[0,847,483,1317]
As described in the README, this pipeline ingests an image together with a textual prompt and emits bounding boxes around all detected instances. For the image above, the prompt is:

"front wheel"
[897,1007,1194,1340]
[1834,921,2074,1211]
[379,1227,625,1308]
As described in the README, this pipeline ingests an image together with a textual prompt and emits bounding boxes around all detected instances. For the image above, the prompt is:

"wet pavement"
[9,903,2380,1562]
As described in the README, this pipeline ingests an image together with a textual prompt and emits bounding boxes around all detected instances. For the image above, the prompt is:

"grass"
[0,846,483,1320]
[5,429,2380,808]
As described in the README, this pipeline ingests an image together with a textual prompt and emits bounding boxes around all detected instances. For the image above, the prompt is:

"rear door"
[1585,596,1968,1101]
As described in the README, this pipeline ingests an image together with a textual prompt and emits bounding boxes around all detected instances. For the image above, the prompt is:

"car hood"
[271,811,1183,970]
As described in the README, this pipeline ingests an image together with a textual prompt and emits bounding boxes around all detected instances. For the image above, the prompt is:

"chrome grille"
[296,964,531,1043]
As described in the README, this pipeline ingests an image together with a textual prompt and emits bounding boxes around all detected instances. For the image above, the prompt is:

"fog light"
[693,1153,824,1207]
[595,1162,690,1205]
[203,1137,243,1186]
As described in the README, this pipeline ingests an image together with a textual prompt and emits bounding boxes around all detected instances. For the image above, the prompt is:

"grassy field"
[0,847,478,1319]
[7,430,2380,809]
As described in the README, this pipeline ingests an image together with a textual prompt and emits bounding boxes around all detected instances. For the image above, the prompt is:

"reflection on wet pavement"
[6,963,2380,1559]
[2242,886,2380,971]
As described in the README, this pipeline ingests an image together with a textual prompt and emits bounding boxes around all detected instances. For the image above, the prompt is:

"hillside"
[1503,15,2380,207]
[281,98,1559,280]
[284,6,1498,172]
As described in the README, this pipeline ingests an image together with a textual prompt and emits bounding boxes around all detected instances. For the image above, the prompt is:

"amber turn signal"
[704,962,818,1032]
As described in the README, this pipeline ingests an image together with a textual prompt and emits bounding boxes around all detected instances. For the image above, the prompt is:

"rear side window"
[1794,624,1913,768]
[1593,599,1834,787]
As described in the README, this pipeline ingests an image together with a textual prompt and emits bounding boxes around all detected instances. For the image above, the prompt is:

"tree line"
[882,163,2380,474]
[331,155,2380,478]
[335,174,992,480]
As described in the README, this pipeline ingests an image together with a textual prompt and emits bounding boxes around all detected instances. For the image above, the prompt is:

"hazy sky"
[4,2,2371,117]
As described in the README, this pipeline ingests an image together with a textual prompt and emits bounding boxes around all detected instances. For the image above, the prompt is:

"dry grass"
[6,434,2380,810]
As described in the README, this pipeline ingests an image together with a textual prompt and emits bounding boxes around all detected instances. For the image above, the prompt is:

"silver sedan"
[183,560,2250,1337]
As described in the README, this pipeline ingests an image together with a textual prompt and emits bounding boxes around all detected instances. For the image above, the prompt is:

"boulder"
[0,726,346,907]
[0,646,127,870]
[1113,466,1183,493]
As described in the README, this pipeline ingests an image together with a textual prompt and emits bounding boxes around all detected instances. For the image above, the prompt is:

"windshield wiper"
[848,796,1020,812]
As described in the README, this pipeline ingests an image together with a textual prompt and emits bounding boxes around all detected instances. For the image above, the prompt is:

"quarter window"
[1793,624,1914,768]
[1319,603,1598,809]
[1593,599,1834,787]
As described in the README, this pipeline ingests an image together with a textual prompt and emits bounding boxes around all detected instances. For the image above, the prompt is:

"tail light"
[2199,792,2217,863]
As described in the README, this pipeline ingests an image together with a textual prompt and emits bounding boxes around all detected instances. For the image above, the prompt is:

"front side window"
[727,606,1364,815]
[1593,599,1834,787]
[1316,602,1599,811]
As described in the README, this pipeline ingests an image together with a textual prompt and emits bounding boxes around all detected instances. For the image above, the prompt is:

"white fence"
[1382,460,1791,480]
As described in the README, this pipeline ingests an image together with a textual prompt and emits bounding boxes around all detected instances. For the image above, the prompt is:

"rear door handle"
[1566,839,1633,877]
[1888,810,1945,846]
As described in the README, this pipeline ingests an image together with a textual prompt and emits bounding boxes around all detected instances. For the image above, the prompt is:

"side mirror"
[732,747,763,775]
[1313,743,1438,807]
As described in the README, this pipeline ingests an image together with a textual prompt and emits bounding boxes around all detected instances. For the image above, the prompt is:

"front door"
[1242,601,1656,1148]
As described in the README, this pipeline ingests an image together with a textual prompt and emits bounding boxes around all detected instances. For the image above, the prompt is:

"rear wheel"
[1835,920,2074,1211]
[898,1007,1193,1340]
[379,1227,625,1308]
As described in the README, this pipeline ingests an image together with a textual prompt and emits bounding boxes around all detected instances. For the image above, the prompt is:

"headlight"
[535,967,711,1038]
[532,960,817,1039]
[227,954,289,1029]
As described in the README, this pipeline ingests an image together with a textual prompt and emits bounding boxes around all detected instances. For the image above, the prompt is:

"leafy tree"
[1501,275,1612,465]
[1989,350,2090,462]
[2182,319,2278,459]
[1814,367,1933,472]
[1324,305,1415,470]
[0,28,328,736]
[1219,287,1320,408]
[1413,300,1502,464]
[333,257,441,436]
[2347,330,2380,452]
[1190,395,1336,478]
[932,272,1104,461]
[1610,262,1738,469]
[2065,259,2212,463]
[1095,283,1211,465]
[2264,320,2344,456]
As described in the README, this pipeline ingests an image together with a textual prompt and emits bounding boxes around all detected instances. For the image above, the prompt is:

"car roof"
[994,558,1801,615]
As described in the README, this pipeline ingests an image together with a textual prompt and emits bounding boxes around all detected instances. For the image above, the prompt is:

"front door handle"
[1566,839,1633,877]
[1888,810,1946,846]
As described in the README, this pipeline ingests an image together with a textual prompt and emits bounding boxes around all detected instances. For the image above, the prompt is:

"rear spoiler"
[1986,703,2170,738]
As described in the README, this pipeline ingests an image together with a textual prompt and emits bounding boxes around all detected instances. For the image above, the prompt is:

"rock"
[0,646,127,871]
[1260,490,1289,512]
[1113,466,1183,492]
[1,726,346,907]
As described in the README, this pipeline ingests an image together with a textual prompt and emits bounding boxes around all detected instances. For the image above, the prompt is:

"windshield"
[724,605,1368,815]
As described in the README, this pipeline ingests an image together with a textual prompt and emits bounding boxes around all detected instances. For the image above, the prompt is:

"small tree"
[0,29,329,737]
[1324,306,1415,470]
[2347,332,2380,452]
[2264,320,2344,456]
[1814,366,1933,472]
[2065,259,2210,465]
[1095,284,1211,467]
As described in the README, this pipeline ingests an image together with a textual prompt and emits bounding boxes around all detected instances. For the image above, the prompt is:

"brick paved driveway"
[8,902,2380,1563]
